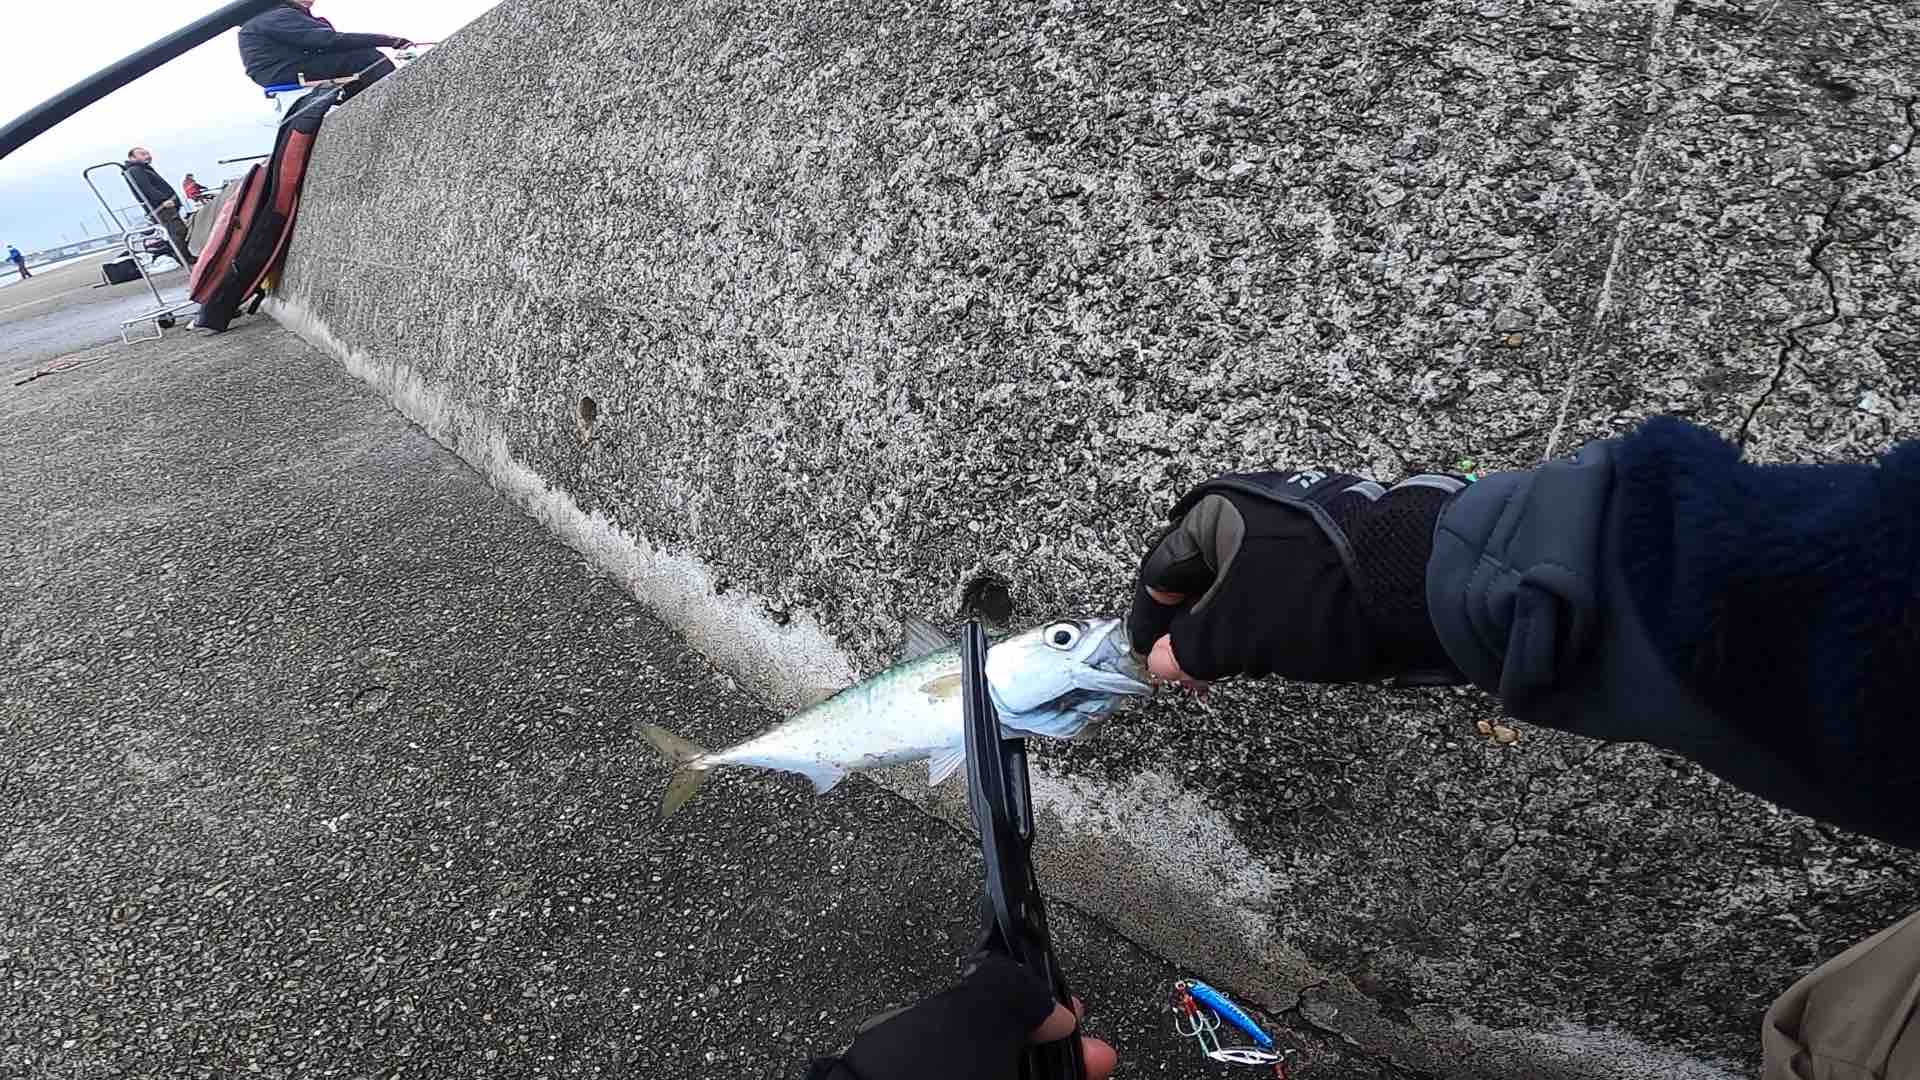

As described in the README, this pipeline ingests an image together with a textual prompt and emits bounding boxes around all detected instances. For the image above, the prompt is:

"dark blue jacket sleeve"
[1427,418,1920,849]
[248,7,395,52]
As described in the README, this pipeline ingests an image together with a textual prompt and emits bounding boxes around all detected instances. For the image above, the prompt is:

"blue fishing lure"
[1185,980,1275,1049]
[1172,979,1286,1074]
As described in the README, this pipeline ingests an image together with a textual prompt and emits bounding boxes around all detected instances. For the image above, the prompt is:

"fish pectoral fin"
[800,765,848,795]
[899,618,953,664]
[918,672,965,701]
[927,745,966,787]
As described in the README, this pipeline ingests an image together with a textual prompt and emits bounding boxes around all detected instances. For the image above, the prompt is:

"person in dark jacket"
[123,147,193,266]
[238,0,411,92]
[809,418,1920,1080]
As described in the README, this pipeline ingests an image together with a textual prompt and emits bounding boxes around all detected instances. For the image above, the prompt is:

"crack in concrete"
[15,652,76,676]
[1735,206,1840,452]
[1474,741,1624,875]
[1735,98,1918,453]
[1280,977,1445,1080]
[1305,409,1410,473]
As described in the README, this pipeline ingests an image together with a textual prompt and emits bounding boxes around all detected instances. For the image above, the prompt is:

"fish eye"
[1044,622,1082,650]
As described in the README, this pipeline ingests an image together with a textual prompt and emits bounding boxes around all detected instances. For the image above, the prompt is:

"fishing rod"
[959,619,1085,1080]
[0,0,281,162]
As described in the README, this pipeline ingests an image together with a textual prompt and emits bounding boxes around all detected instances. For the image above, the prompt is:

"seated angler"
[238,0,412,95]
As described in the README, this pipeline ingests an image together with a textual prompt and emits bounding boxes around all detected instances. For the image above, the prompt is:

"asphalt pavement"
[0,316,1428,1077]
[0,254,194,378]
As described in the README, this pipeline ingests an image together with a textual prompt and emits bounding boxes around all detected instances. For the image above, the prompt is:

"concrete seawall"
[274,0,1919,1074]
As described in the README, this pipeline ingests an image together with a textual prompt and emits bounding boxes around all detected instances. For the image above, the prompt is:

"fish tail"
[637,723,711,818]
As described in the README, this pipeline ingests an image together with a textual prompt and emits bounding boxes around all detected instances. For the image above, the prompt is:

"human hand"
[810,956,1116,1080]
[1128,470,1468,686]
[159,198,176,211]
[387,36,413,48]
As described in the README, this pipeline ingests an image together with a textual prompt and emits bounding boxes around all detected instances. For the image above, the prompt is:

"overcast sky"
[1,0,501,252]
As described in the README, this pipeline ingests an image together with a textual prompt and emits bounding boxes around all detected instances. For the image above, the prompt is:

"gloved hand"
[1128,469,1469,684]
[804,956,1116,1080]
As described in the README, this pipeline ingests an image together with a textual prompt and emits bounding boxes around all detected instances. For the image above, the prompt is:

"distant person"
[123,147,195,266]
[7,245,29,279]
[238,0,412,94]
[182,174,214,204]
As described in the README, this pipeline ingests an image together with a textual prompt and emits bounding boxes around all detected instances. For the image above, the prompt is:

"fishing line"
[12,347,120,386]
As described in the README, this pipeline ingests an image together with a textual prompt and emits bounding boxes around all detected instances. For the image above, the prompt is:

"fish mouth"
[1084,618,1152,692]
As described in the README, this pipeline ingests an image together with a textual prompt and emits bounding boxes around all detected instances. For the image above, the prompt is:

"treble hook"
[1171,981,1221,1045]
[1171,979,1290,1078]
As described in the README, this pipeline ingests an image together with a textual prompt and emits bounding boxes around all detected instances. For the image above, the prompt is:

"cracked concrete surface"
[1561,2,1920,462]
[1735,96,1919,453]
[268,0,1919,1074]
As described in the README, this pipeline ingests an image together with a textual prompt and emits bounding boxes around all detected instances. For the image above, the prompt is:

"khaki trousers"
[1764,909,1920,1079]
[150,203,193,263]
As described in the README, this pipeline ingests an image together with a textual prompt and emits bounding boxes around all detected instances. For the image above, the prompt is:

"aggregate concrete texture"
[274,0,1920,1074]
[0,322,1241,1080]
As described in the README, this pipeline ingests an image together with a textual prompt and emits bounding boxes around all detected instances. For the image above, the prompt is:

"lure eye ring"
[1044,622,1082,650]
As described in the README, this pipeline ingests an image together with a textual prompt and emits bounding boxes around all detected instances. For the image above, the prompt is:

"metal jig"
[1172,980,1289,1078]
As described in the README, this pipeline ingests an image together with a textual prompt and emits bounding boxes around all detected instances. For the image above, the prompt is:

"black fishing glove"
[803,956,1078,1080]
[1128,469,1469,684]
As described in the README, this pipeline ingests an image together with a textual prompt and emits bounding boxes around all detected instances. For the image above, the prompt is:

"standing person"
[7,245,29,279]
[122,148,194,266]
[181,174,212,204]
[238,1,411,96]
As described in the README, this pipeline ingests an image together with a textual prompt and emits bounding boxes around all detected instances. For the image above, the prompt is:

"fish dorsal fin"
[927,745,967,787]
[899,617,953,663]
